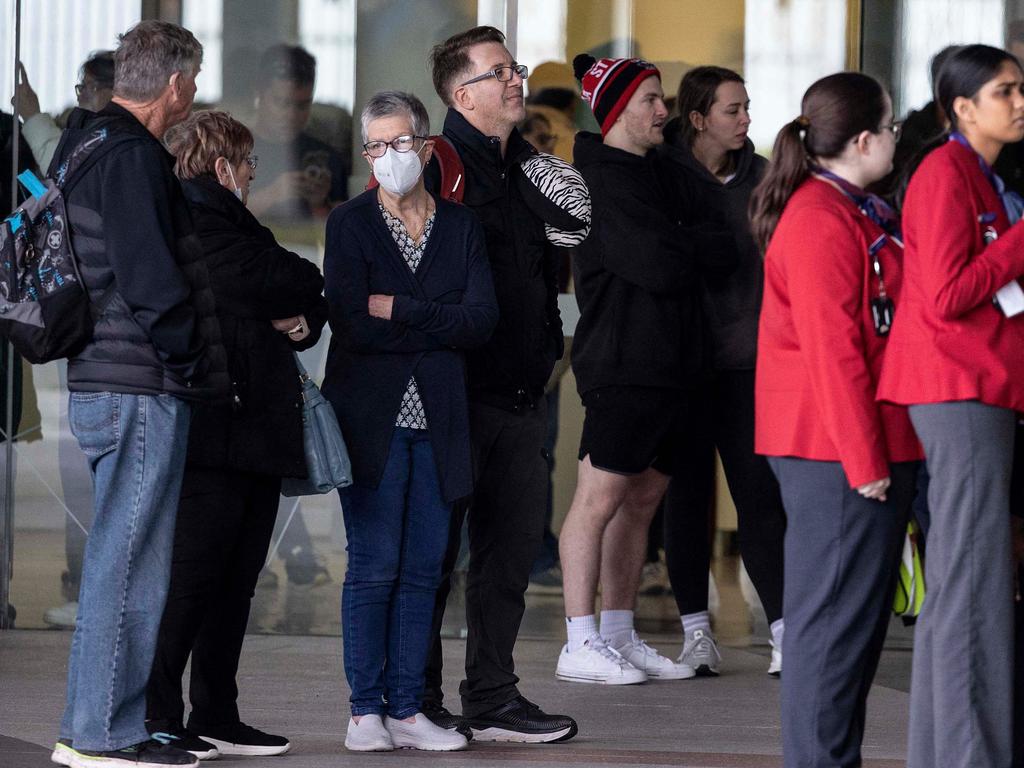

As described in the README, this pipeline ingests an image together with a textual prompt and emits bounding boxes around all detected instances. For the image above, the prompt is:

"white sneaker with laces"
[555,634,647,684]
[385,714,468,751]
[612,630,694,680]
[344,714,393,752]
[678,628,722,677]
[768,640,782,677]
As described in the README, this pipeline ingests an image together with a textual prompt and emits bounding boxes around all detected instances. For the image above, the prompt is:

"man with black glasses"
[423,25,588,743]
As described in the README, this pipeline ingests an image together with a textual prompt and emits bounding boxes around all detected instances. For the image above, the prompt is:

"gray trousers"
[908,401,1016,768]
[769,457,916,768]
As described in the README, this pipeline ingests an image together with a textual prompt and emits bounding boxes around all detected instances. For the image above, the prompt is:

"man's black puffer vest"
[56,104,228,403]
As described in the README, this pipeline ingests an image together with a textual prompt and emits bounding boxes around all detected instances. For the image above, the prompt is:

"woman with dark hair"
[658,65,787,678]
[145,110,328,759]
[750,72,922,768]
[877,44,1024,768]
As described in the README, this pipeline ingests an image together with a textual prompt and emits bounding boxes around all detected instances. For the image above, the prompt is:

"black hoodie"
[571,131,707,394]
[660,117,767,371]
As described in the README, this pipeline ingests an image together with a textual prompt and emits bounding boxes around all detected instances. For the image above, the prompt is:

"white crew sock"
[599,609,634,646]
[770,618,785,648]
[566,614,598,652]
[681,610,711,636]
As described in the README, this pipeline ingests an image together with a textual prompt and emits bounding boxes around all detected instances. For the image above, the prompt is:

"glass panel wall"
[10,0,1018,641]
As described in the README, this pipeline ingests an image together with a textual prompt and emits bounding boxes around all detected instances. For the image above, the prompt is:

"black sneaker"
[74,738,199,766]
[145,723,219,761]
[195,722,290,756]
[422,702,473,740]
[464,696,577,743]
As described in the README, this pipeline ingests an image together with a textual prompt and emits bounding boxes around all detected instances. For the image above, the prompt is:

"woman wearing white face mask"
[146,110,328,759]
[322,91,498,753]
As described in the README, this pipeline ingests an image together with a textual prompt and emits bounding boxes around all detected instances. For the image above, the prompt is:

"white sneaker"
[385,714,468,751]
[555,634,647,685]
[768,640,782,677]
[679,628,722,677]
[51,740,75,766]
[43,602,78,629]
[344,715,393,752]
[612,630,695,680]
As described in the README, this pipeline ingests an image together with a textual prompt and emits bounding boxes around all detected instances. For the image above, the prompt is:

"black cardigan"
[181,175,328,477]
[322,189,498,503]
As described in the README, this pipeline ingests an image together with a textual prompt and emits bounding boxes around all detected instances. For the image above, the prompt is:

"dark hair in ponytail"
[749,72,887,252]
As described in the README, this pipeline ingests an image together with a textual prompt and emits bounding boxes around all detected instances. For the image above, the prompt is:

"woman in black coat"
[145,110,328,759]
[323,91,497,753]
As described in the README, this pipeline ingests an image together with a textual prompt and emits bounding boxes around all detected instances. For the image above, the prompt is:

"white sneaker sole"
[186,746,219,760]
[470,725,575,743]
[71,755,199,768]
[390,739,468,752]
[645,665,696,680]
[51,745,74,766]
[198,737,289,756]
[344,738,393,752]
[555,668,647,685]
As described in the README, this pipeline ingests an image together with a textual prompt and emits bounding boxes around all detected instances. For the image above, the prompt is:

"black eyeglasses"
[363,134,427,158]
[244,154,258,170]
[879,120,903,142]
[460,63,529,87]
[75,81,110,97]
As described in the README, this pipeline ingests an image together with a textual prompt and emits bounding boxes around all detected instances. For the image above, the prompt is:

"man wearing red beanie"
[556,54,713,684]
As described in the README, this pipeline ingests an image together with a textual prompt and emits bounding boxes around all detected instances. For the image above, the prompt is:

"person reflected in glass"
[145,109,328,760]
[246,44,347,221]
[323,91,497,753]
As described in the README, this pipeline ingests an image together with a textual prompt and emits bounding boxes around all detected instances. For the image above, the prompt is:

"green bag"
[893,519,926,618]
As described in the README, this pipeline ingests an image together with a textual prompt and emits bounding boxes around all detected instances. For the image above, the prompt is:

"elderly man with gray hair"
[48,20,228,768]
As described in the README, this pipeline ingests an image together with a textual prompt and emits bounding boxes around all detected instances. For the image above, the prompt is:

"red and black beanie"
[573,53,660,136]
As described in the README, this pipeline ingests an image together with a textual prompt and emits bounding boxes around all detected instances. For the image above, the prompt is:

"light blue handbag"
[280,355,353,496]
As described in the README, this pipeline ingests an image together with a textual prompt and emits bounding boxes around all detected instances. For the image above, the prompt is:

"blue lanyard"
[948,132,1024,224]
[811,167,903,242]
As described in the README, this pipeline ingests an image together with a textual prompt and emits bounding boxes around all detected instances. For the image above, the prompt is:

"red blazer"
[755,177,921,488]
[877,140,1024,411]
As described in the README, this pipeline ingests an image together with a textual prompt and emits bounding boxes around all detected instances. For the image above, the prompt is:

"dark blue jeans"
[340,427,451,719]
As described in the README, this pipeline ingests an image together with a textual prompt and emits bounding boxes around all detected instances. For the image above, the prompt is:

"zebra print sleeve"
[518,152,592,247]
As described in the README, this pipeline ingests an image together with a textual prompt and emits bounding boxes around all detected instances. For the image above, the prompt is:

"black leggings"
[662,370,786,624]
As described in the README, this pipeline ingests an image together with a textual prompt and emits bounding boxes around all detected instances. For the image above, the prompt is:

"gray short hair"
[360,91,430,144]
[113,21,203,102]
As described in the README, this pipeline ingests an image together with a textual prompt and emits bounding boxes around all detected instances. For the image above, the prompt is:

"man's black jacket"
[571,131,733,394]
[439,109,563,411]
[181,175,327,478]
[56,103,228,401]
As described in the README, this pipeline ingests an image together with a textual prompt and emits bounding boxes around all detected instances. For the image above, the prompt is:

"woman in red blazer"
[750,72,922,768]
[877,44,1024,768]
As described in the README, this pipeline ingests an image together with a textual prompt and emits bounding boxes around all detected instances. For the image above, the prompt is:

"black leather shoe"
[422,702,473,740]
[464,696,577,743]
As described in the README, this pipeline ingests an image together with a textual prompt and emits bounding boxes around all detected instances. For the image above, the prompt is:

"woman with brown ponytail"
[749,72,922,768]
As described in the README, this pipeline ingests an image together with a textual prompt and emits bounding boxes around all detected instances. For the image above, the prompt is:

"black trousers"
[424,400,548,717]
[146,467,280,730]
[663,370,787,624]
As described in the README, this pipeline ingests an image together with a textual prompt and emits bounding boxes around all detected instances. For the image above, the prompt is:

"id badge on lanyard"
[868,234,894,336]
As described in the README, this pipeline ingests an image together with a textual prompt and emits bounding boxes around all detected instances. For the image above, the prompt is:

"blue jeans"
[340,427,451,719]
[59,392,191,751]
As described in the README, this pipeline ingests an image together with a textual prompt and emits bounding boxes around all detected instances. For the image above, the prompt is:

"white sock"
[681,610,711,636]
[599,609,634,646]
[770,618,785,648]
[566,615,598,652]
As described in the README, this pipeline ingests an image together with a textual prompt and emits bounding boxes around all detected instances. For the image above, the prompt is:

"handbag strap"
[293,352,311,383]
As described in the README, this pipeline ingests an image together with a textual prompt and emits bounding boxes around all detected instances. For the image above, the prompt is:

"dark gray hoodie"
[659,117,767,371]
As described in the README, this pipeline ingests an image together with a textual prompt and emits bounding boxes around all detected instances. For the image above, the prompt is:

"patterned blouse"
[380,202,436,430]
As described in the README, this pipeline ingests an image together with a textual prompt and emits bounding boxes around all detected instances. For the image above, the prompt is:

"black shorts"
[578,386,687,476]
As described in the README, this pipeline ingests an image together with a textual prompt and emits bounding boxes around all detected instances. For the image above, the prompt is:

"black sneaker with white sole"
[145,722,219,760]
[464,696,577,743]
[194,722,290,756]
[71,738,199,767]
[422,702,473,740]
